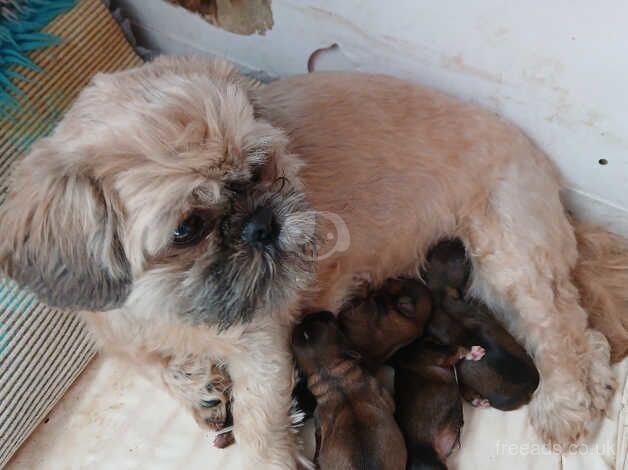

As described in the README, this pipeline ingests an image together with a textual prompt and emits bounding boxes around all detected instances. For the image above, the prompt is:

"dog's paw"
[585,329,616,417]
[213,431,235,449]
[163,358,233,433]
[529,379,591,448]
[471,397,491,408]
[191,365,232,431]
[465,345,486,361]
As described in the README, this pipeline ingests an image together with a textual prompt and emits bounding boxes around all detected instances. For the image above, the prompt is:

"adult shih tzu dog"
[1,56,627,468]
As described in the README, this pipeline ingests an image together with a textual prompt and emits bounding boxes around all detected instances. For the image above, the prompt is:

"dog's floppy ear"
[0,143,131,311]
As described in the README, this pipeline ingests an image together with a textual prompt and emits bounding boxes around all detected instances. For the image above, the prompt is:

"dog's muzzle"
[241,205,280,246]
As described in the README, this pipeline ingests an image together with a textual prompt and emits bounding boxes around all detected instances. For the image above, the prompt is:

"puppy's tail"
[573,223,628,362]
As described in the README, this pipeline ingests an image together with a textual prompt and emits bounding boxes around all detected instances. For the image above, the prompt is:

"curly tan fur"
[254,71,618,447]
[573,224,628,362]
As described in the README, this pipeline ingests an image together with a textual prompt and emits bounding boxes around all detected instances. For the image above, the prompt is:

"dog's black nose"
[241,206,279,245]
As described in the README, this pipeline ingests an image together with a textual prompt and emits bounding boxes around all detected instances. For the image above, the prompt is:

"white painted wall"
[118,0,628,235]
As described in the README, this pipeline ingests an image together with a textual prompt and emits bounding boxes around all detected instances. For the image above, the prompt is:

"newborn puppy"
[424,239,540,410]
[292,312,406,470]
[338,278,433,369]
[428,304,540,410]
[393,339,465,470]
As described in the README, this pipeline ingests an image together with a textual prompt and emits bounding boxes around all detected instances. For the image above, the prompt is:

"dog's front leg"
[229,319,301,469]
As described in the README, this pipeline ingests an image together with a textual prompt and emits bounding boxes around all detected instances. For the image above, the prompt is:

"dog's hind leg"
[462,152,615,447]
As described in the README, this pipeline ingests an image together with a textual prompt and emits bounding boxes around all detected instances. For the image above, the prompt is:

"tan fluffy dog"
[1,56,627,468]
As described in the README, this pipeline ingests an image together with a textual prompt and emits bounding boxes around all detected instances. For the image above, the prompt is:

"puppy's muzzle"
[241,205,280,245]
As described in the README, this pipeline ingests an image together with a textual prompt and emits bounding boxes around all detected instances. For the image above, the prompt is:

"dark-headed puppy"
[338,278,433,370]
[292,312,406,470]
[392,339,465,470]
[425,239,540,410]
[427,303,540,410]
[423,239,471,296]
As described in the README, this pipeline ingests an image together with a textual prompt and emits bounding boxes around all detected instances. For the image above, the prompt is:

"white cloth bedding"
[8,355,627,470]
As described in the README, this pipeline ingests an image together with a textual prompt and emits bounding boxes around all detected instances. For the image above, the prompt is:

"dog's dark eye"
[173,214,205,247]
[250,164,263,183]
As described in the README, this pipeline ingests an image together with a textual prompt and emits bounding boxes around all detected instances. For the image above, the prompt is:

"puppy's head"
[0,56,315,328]
[292,312,360,375]
[423,239,470,294]
[338,278,432,365]
[378,278,433,323]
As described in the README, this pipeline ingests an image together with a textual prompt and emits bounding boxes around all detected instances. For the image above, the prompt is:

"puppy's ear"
[0,143,131,311]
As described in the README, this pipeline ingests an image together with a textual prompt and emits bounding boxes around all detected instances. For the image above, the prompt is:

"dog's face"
[0,57,315,328]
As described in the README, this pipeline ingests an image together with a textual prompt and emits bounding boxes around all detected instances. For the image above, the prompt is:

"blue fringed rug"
[0,0,76,117]
[0,0,141,465]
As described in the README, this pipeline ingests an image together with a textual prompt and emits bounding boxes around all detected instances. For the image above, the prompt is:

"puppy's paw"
[471,397,491,408]
[465,345,486,361]
[529,378,591,448]
[585,329,616,417]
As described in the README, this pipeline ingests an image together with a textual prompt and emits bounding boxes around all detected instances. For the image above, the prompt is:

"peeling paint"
[167,0,273,35]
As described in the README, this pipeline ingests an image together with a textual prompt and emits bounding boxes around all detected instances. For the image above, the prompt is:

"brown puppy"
[292,312,406,470]
[392,339,465,470]
[425,239,540,410]
[338,278,433,370]
[429,302,540,411]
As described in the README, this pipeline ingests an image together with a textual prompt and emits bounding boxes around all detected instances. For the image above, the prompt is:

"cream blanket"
[8,356,627,469]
